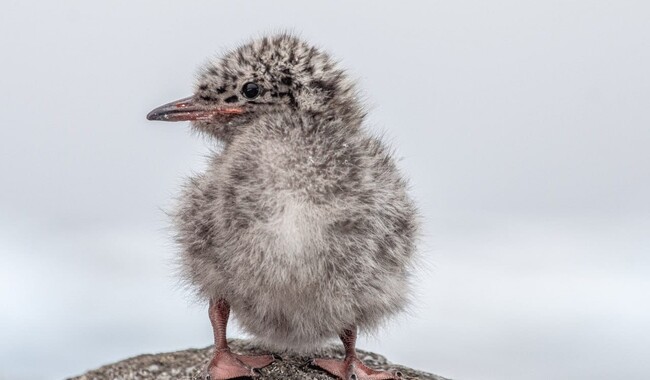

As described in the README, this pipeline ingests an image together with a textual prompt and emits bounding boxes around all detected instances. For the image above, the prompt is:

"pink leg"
[205,299,274,380]
[312,328,402,380]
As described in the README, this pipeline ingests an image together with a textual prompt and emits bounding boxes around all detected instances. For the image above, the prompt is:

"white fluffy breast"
[250,193,328,284]
[268,198,319,255]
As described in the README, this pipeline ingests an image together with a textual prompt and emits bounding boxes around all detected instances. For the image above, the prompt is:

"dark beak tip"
[146,110,158,121]
[146,95,196,122]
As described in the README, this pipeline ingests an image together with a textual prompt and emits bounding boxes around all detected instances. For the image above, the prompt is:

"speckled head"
[147,34,363,140]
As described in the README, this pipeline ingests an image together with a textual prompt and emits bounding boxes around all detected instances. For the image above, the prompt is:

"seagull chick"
[147,34,419,380]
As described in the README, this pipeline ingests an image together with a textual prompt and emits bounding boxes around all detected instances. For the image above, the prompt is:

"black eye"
[242,82,261,99]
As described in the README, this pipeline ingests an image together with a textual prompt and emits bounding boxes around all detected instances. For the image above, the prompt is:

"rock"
[67,339,449,380]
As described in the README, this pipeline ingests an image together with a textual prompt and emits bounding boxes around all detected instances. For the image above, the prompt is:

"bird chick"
[147,34,419,380]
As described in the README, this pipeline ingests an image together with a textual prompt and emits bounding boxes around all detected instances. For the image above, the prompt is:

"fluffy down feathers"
[173,34,418,353]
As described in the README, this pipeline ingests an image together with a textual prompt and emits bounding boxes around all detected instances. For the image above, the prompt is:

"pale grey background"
[1,1,649,380]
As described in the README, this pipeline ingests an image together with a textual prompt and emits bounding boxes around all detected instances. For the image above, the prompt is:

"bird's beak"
[146,96,244,121]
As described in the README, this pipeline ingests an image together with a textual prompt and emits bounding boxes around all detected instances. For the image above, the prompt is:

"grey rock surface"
[68,339,449,380]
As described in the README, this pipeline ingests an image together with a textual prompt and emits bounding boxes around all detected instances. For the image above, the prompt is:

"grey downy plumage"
[148,33,419,380]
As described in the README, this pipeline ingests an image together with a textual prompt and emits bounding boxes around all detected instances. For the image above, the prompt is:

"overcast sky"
[1,1,649,380]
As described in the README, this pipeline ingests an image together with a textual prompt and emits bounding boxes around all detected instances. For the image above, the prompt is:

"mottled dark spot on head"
[260,37,270,53]
[191,34,365,139]
[287,92,298,107]
[307,47,317,61]
[311,79,336,94]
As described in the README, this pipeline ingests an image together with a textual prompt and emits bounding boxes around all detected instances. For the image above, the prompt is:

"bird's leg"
[312,328,402,380]
[205,298,274,379]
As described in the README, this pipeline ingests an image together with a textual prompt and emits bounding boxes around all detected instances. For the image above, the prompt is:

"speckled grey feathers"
[173,34,418,353]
